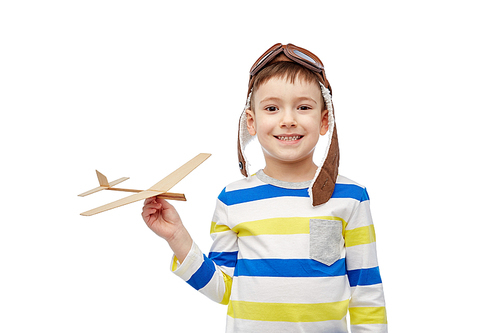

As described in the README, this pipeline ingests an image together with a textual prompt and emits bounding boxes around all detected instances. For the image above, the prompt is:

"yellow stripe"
[220,271,233,305]
[228,299,349,322]
[171,256,179,271]
[171,259,178,271]
[210,221,231,234]
[345,224,376,247]
[350,306,387,325]
[232,216,344,237]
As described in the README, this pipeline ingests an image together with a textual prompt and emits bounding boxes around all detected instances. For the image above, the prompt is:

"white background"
[1,1,499,332]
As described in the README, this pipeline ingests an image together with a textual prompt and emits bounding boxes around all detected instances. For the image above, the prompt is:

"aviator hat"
[237,43,340,206]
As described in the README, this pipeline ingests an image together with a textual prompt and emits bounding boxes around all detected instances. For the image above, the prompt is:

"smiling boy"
[245,74,329,182]
[142,43,387,332]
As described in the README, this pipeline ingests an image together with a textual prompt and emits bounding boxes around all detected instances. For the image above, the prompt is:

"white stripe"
[224,174,263,191]
[226,196,357,225]
[232,275,351,303]
[349,284,386,307]
[211,198,227,224]
[345,200,373,229]
[345,242,379,270]
[239,234,347,261]
[336,174,365,187]
[210,230,238,252]
[226,316,349,333]
[238,234,311,259]
[219,266,235,277]
[350,323,388,333]
[227,197,312,224]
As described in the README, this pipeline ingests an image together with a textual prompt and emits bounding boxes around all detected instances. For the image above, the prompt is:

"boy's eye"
[265,106,278,112]
[298,106,311,110]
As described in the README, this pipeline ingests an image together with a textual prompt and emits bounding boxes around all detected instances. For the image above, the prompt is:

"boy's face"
[246,77,329,173]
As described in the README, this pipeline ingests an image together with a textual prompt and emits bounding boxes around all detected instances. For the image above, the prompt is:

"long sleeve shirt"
[171,170,387,332]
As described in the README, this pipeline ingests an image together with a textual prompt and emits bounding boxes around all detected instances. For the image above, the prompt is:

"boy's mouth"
[275,135,304,141]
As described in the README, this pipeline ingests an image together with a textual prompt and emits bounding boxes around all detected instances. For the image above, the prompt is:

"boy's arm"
[143,192,237,305]
[171,192,237,305]
[345,188,388,333]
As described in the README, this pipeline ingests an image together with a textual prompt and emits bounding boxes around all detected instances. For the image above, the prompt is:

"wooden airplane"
[79,153,211,216]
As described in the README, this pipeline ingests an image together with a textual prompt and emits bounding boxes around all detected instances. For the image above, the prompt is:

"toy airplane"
[79,153,211,216]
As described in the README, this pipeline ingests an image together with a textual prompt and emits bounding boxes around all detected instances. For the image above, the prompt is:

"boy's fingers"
[159,198,171,208]
[142,206,157,216]
[144,197,157,205]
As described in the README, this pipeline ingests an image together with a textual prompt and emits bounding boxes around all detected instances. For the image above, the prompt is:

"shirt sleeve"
[171,189,237,305]
[345,188,388,332]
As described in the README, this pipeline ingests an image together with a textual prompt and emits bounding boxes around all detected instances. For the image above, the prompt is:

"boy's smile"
[246,77,329,181]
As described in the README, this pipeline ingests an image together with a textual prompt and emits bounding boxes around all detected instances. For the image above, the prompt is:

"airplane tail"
[78,171,129,197]
[96,170,110,187]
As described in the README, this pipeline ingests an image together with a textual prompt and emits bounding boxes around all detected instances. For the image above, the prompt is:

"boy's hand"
[142,197,193,263]
[142,197,182,241]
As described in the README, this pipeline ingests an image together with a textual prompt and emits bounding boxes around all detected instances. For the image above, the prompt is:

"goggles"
[248,43,330,93]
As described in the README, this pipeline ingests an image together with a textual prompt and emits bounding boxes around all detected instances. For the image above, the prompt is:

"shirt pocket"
[309,219,343,266]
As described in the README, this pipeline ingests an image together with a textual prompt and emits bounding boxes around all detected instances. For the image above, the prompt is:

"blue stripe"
[234,258,346,278]
[185,255,216,290]
[218,184,368,206]
[208,251,238,268]
[347,267,382,286]
[218,185,308,206]
[335,184,369,202]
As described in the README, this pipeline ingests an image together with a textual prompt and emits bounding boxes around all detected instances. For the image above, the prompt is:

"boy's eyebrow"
[295,96,319,105]
[259,97,282,105]
[259,96,319,105]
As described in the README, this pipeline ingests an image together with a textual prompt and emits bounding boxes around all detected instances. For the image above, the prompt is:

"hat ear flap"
[237,92,254,177]
[309,83,339,206]
[310,124,339,206]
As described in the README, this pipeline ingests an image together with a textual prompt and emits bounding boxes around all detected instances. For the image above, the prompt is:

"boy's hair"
[249,61,325,110]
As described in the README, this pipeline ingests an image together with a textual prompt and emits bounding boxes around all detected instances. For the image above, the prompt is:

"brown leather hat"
[237,43,339,206]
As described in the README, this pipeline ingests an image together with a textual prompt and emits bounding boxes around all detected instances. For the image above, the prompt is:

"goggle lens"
[254,51,276,70]
[292,49,318,66]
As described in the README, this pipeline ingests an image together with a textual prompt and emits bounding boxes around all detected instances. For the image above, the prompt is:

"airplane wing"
[78,186,107,198]
[80,190,161,216]
[149,153,211,192]
[80,153,211,216]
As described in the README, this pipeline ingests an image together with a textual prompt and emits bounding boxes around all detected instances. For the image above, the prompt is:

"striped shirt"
[172,170,387,332]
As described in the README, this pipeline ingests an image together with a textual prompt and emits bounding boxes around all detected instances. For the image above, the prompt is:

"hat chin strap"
[238,82,339,206]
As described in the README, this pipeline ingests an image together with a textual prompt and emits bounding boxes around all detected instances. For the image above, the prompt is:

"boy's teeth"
[277,136,301,141]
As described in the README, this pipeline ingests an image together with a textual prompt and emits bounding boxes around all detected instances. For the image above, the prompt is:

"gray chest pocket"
[309,219,343,266]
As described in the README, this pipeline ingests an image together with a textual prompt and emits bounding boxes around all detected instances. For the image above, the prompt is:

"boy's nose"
[280,110,297,128]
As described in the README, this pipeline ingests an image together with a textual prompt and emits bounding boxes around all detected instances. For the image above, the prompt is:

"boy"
[142,43,387,332]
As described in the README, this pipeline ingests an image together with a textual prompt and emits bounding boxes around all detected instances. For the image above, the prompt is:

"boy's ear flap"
[246,109,257,136]
[320,109,329,135]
